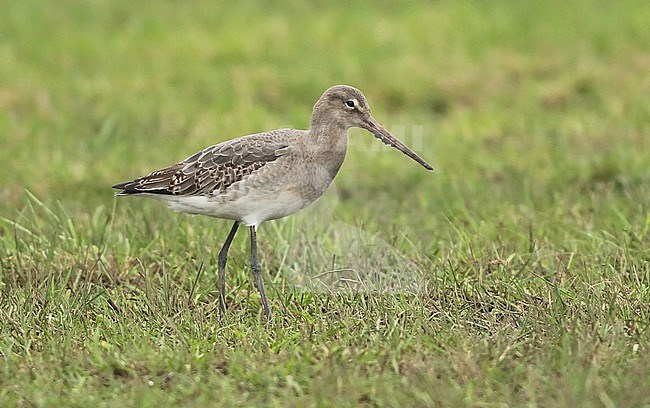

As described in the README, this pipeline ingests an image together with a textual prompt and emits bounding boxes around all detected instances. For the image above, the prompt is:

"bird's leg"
[217,221,239,317]
[249,226,272,320]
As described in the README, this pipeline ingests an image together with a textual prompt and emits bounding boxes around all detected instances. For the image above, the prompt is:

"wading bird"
[113,85,433,319]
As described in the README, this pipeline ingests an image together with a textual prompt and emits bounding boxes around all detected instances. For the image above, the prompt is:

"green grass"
[1,0,649,406]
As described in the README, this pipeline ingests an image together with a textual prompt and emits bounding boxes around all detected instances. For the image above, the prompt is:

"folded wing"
[112,133,292,196]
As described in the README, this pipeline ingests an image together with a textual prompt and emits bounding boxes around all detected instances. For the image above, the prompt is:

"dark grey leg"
[249,226,271,319]
[218,221,239,317]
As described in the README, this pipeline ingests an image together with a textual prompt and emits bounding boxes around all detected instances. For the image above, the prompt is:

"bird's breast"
[295,143,347,203]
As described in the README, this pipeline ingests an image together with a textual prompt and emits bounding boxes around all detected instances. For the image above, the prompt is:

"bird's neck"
[308,122,349,153]
[304,123,349,183]
[303,124,348,184]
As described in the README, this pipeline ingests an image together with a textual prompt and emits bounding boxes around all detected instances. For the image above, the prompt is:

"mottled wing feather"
[113,132,292,196]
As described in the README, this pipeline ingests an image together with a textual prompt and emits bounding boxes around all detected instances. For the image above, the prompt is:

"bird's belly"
[229,189,311,226]
[153,189,310,228]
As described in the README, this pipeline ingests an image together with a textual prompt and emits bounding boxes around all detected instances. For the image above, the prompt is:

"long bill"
[362,118,434,171]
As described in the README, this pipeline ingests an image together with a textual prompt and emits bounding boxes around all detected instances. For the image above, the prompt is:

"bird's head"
[311,85,433,171]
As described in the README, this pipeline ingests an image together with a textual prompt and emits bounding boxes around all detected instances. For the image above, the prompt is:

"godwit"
[113,85,433,319]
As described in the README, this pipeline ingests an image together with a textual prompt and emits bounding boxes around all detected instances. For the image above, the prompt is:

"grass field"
[1,0,649,406]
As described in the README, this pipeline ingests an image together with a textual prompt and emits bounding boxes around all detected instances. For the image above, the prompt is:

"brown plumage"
[113,131,292,196]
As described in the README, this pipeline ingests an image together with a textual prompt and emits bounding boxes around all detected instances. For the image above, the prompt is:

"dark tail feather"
[112,181,141,196]
[112,181,176,196]
[112,181,130,190]
[113,164,182,196]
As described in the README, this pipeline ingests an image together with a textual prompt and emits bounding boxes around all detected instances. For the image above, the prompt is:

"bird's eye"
[345,99,356,108]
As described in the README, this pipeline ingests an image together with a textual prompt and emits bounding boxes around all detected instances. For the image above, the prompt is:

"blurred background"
[0,0,648,236]
[1,2,649,404]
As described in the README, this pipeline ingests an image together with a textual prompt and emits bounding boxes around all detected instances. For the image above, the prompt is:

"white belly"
[148,189,311,228]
